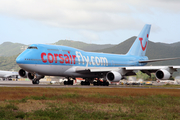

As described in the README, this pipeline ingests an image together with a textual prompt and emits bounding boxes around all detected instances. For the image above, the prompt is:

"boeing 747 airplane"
[16,24,180,85]
[0,70,19,80]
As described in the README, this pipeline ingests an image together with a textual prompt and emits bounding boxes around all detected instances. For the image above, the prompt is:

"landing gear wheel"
[105,82,109,86]
[69,80,73,85]
[93,81,109,86]
[87,81,90,85]
[81,81,90,85]
[64,80,73,85]
[35,80,40,84]
[32,79,40,84]
[81,81,85,85]
[64,81,67,85]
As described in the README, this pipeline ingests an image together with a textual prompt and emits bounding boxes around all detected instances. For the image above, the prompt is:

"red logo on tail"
[139,34,148,51]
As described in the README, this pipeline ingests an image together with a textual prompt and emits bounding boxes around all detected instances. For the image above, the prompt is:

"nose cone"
[16,54,25,64]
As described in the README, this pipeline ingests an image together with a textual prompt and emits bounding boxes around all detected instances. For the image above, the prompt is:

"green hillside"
[0,54,20,71]
[0,42,26,56]
[55,40,115,51]
[146,40,179,66]
[95,36,180,66]
[95,36,136,54]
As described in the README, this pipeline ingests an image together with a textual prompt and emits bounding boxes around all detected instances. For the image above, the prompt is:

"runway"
[0,80,180,89]
[0,81,128,88]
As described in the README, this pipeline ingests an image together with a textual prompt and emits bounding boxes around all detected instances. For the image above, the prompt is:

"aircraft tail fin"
[126,24,151,56]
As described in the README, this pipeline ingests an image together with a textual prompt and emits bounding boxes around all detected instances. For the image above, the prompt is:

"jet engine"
[106,71,122,82]
[28,73,44,80]
[155,69,171,80]
[19,69,27,78]
[28,73,34,80]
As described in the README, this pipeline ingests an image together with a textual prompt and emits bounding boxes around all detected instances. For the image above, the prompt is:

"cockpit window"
[27,46,38,49]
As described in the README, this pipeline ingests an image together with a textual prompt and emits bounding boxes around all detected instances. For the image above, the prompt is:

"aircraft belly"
[18,64,70,76]
[18,64,97,77]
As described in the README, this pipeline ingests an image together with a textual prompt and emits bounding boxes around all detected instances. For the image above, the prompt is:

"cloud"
[128,0,180,12]
[0,0,179,31]
[78,30,100,42]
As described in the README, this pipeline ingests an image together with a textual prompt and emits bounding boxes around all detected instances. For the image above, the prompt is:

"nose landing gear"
[32,79,40,84]
[93,78,109,86]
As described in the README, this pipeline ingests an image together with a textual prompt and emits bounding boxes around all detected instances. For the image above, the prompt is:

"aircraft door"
[58,48,65,65]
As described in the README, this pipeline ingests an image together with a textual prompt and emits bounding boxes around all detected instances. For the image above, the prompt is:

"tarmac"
[0,80,180,89]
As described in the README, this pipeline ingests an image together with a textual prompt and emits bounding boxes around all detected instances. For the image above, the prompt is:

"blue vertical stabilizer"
[126,24,151,56]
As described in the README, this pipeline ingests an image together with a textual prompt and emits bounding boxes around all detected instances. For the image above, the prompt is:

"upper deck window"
[27,46,38,49]
[47,49,59,51]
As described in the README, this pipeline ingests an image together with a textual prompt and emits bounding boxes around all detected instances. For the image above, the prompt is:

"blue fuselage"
[16,44,148,68]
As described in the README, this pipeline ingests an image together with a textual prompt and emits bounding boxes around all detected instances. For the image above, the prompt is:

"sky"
[0,0,180,45]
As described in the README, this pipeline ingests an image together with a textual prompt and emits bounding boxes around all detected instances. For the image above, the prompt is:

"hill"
[0,54,20,71]
[0,42,26,56]
[95,36,180,66]
[55,40,115,51]
[0,40,114,57]
[95,36,136,54]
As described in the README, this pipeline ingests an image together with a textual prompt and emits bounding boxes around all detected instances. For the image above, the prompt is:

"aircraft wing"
[125,66,180,70]
[76,67,119,73]
[75,66,180,79]
[139,57,180,63]
[76,66,180,73]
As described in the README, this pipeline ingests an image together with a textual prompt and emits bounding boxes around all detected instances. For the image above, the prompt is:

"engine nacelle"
[106,71,122,82]
[155,69,171,80]
[28,73,34,80]
[19,69,27,78]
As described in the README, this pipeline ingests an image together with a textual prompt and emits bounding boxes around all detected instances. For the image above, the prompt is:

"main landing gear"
[63,77,109,86]
[81,81,90,85]
[93,81,109,86]
[80,78,109,86]
[64,78,73,85]
[80,80,109,86]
